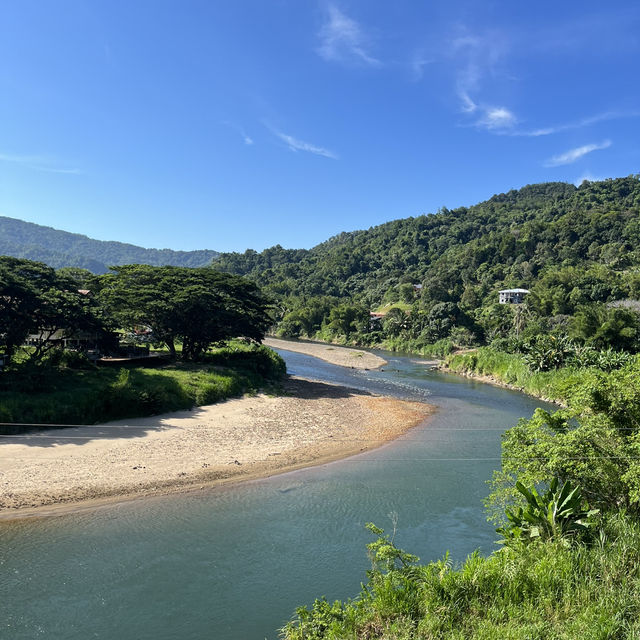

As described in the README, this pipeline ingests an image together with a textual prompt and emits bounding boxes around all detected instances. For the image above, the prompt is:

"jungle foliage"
[0,256,110,362]
[96,264,270,361]
[282,514,640,639]
[213,176,640,353]
[276,177,640,638]
[282,346,640,639]
[0,260,271,366]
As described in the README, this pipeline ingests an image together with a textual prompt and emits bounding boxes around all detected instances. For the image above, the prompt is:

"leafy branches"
[497,479,599,546]
[0,256,108,364]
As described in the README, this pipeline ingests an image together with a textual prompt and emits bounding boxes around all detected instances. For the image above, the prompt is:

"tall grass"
[445,348,585,403]
[282,513,640,639]
[382,336,456,357]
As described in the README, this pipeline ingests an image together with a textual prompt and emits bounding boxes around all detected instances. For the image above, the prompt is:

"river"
[0,348,548,640]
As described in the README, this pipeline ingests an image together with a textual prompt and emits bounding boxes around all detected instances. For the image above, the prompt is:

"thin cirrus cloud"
[0,152,81,174]
[410,50,434,81]
[450,30,509,109]
[271,129,338,159]
[523,110,640,137]
[446,29,517,133]
[317,5,380,67]
[476,106,517,132]
[544,140,612,167]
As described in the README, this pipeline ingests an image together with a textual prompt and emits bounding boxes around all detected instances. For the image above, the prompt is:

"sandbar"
[263,337,387,369]
[0,377,432,518]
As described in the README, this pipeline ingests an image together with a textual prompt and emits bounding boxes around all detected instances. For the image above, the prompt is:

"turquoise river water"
[0,347,549,639]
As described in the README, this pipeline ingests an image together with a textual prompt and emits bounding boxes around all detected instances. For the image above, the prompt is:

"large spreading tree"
[0,256,106,362]
[97,265,270,360]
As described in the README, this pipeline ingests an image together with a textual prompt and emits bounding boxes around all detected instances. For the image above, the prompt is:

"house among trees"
[369,311,385,329]
[499,288,530,304]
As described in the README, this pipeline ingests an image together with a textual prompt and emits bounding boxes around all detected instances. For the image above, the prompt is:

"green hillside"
[0,216,219,273]
[212,176,640,351]
[214,177,640,299]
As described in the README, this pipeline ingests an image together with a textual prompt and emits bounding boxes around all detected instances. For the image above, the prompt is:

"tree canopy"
[97,265,270,360]
[0,256,106,362]
[211,176,640,352]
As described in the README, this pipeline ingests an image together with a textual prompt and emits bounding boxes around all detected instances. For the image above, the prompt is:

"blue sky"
[0,1,638,252]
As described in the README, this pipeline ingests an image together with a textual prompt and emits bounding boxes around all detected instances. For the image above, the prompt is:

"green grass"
[0,341,285,431]
[382,336,456,357]
[373,302,412,314]
[445,348,585,403]
[282,513,640,639]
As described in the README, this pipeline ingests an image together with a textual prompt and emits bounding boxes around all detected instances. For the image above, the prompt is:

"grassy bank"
[282,514,640,639]
[282,351,640,638]
[381,336,456,358]
[0,341,285,431]
[444,347,586,404]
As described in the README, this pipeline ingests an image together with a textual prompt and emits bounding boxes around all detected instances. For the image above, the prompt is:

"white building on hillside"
[499,288,529,304]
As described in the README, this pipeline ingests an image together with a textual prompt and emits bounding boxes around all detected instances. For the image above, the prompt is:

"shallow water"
[0,349,548,640]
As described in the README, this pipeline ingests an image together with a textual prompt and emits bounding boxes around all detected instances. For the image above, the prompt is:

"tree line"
[212,175,640,356]
[0,258,270,367]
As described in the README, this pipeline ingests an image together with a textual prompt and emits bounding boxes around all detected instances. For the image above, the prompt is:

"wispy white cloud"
[317,5,380,67]
[268,127,337,159]
[523,110,640,137]
[544,140,612,167]
[450,29,509,112]
[458,89,478,114]
[0,152,81,174]
[445,28,519,133]
[477,106,517,132]
[410,51,434,81]
[222,121,254,145]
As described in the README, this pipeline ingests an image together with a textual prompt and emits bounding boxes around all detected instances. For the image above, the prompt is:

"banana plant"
[497,477,599,546]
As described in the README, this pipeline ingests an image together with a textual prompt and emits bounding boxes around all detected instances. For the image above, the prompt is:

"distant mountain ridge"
[0,216,219,273]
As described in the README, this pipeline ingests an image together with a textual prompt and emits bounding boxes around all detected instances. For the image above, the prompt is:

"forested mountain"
[213,177,640,301]
[0,216,219,273]
[212,176,640,349]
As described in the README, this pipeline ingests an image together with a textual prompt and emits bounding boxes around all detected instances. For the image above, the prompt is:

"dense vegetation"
[213,176,640,354]
[283,515,640,639]
[0,256,109,362]
[0,258,281,429]
[267,176,640,638]
[281,351,640,638]
[97,264,270,360]
[0,216,219,273]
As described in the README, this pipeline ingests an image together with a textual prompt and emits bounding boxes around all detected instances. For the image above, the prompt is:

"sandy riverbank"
[0,376,433,518]
[263,337,387,369]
